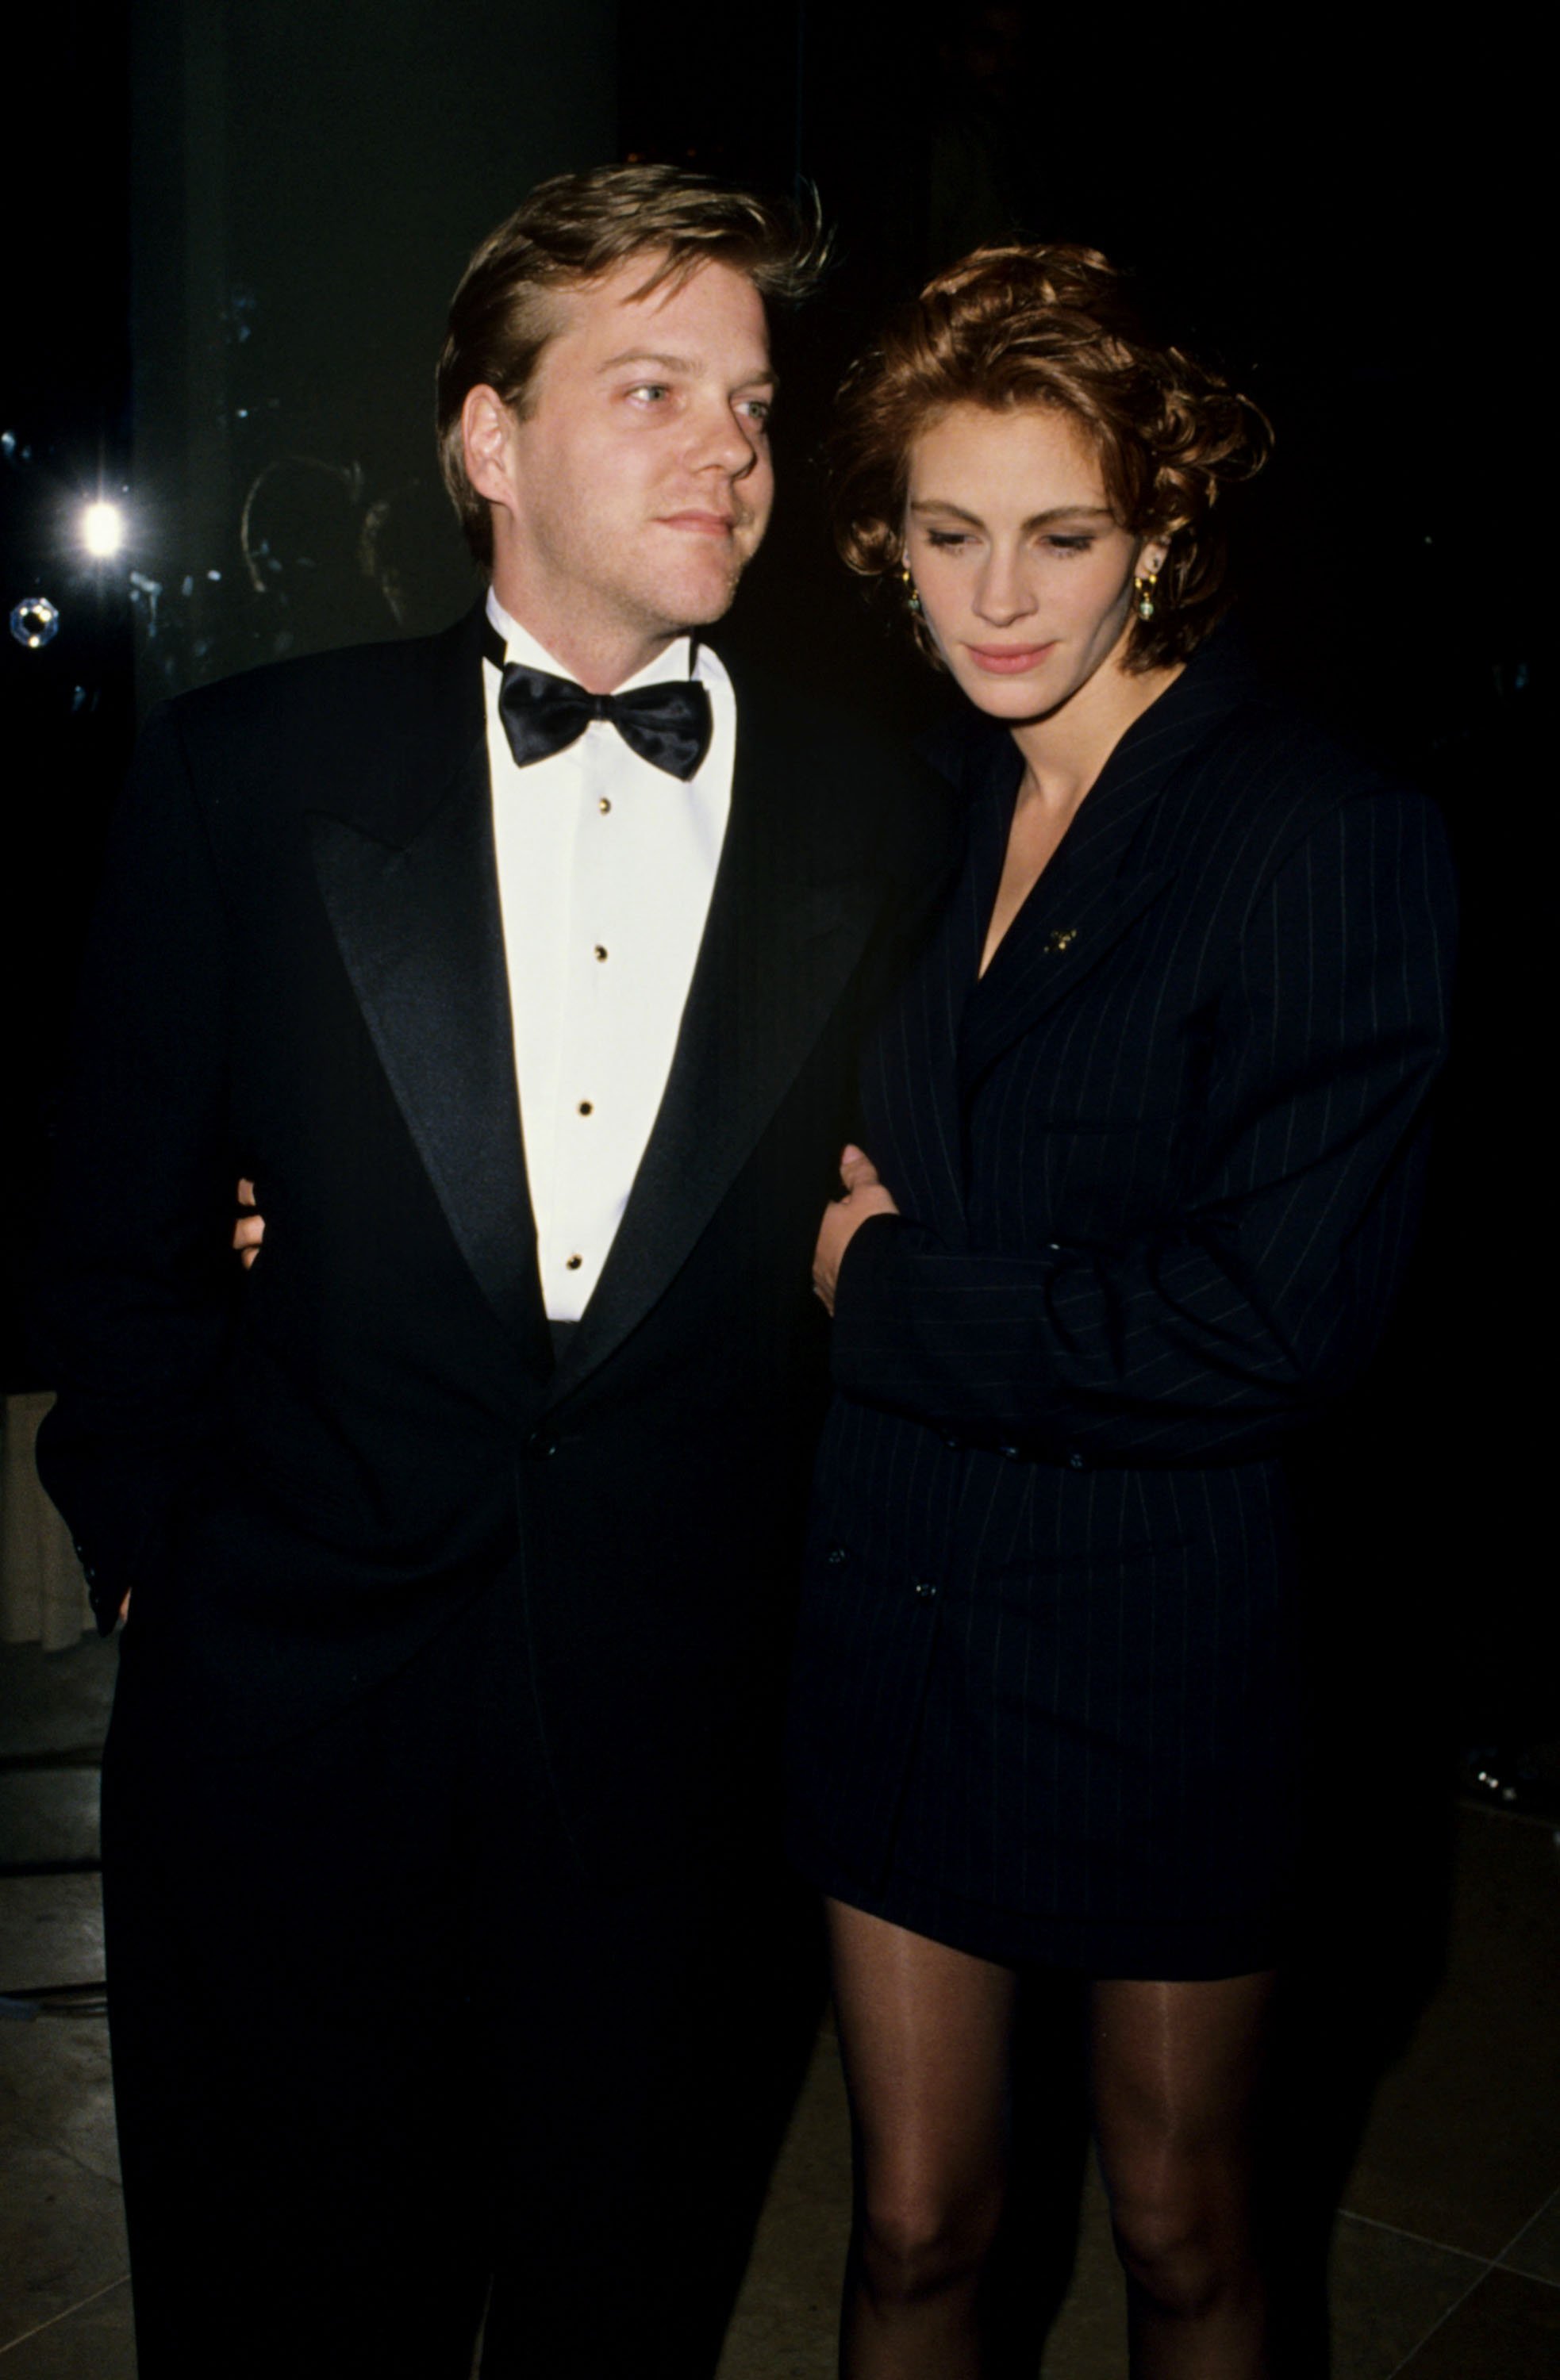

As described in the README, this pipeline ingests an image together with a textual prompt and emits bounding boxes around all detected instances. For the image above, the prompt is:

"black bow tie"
[484,623,712,782]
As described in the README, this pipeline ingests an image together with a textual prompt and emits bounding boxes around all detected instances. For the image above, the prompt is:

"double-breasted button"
[913,1579,938,1599]
[826,1545,847,1565]
[998,1443,1020,1460]
[524,1430,559,1460]
[1066,1449,1085,1471]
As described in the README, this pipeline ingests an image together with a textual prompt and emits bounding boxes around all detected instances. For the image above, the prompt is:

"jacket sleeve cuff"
[35,1426,212,1637]
[829,1211,926,1381]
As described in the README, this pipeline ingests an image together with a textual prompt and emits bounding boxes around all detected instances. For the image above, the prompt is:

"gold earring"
[900,564,922,616]
[1133,569,1158,623]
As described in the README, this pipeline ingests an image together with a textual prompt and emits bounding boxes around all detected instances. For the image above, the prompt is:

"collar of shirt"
[485,586,703,697]
[481,585,736,814]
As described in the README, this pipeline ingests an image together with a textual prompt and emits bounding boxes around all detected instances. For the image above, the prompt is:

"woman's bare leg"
[1089,1971,1278,2379]
[827,1900,1019,2378]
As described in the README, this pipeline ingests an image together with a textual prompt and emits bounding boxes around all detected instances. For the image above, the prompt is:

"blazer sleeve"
[830,783,1457,1465]
[30,703,238,1627]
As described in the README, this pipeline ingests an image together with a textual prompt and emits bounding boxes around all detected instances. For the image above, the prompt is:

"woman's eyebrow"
[909,498,1114,528]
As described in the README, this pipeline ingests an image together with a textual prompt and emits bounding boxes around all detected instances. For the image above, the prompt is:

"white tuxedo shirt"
[483,589,735,1319]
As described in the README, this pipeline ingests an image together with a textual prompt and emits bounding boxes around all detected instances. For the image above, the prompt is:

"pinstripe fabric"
[786,638,1457,1976]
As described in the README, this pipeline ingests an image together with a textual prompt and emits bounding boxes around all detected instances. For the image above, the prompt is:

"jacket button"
[913,1580,938,1599]
[826,1545,847,1565]
[524,1430,558,1459]
[998,1443,1020,1460]
[1066,1449,1085,1471]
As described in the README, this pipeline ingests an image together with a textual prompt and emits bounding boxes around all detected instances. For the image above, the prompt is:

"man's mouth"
[659,510,742,537]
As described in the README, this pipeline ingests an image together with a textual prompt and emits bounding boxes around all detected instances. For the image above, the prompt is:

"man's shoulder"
[130,612,484,850]
[166,612,474,748]
[723,649,910,763]
[721,653,958,888]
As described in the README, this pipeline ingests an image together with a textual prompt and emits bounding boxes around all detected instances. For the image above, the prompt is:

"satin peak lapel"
[309,730,548,1367]
[550,739,880,1397]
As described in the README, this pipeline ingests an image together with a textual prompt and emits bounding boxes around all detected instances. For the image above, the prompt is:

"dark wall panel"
[129,0,617,702]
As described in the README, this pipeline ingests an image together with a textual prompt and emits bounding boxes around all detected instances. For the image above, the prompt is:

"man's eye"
[628,383,670,405]
[740,398,772,426]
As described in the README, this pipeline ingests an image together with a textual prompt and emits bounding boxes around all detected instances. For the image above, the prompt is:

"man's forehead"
[552,253,770,359]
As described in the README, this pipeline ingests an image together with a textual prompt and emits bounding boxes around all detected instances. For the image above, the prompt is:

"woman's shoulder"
[1146,634,1449,880]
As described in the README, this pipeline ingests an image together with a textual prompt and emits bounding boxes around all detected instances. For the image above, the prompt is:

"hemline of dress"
[792,1837,1291,1981]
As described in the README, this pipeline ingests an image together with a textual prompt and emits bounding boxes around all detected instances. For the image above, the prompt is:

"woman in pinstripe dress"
[789,245,1455,2377]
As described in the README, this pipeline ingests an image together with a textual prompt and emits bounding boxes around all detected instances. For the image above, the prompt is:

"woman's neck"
[1009,656,1183,818]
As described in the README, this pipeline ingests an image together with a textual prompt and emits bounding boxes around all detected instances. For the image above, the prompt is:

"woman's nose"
[974,551,1034,623]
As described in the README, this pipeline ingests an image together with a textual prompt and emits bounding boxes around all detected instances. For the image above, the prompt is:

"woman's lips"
[965,642,1057,675]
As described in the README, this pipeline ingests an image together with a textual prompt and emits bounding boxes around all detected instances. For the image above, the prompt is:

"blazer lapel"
[955,641,1258,1084]
[309,612,548,1368]
[959,851,1176,1086]
[550,685,883,1397]
[862,740,1005,1253]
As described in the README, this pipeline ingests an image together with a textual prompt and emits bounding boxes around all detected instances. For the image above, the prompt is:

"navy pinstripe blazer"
[786,637,1457,1954]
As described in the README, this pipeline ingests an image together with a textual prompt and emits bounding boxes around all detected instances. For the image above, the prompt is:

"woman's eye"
[739,398,772,427]
[1045,536,1095,555]
[926,531,970,549]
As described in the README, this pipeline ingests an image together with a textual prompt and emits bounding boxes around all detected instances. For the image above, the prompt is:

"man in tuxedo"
[35,167,947,2377]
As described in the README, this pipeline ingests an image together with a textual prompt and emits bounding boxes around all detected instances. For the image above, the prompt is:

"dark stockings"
[828,1899,1276,2379]
[1089,1971,1275,2376]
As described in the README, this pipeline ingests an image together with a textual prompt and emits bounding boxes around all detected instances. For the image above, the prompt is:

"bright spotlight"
[81,500,126,559]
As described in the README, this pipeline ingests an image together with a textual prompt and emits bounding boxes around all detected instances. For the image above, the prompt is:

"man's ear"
[461,386,517,512]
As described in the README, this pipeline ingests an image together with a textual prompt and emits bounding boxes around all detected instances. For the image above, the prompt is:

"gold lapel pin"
[1045,927,1078,954]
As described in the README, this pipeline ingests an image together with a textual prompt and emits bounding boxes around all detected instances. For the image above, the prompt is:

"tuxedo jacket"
[786,639,1458,1934]
[33,603,951,1874]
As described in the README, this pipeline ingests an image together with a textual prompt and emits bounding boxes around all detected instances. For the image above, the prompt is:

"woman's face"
[901,401,1166,724]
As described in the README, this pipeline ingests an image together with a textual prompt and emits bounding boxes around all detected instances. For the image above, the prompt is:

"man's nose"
[691,400,763,476]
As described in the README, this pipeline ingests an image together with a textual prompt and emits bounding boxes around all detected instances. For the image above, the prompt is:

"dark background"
[2,0,1545,2021]
[0,6,1543,2361]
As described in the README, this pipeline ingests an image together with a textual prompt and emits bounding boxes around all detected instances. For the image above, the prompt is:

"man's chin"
[656,559,751,634]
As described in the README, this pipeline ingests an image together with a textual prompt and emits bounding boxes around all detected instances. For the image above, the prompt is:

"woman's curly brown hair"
[832,243,1271,670]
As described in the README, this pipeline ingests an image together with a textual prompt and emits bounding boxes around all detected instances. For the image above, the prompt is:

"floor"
[2,1635,1556,2377]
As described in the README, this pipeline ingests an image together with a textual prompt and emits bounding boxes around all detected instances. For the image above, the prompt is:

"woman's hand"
[234,1178,265,1269]
[812,1146,900,1316]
